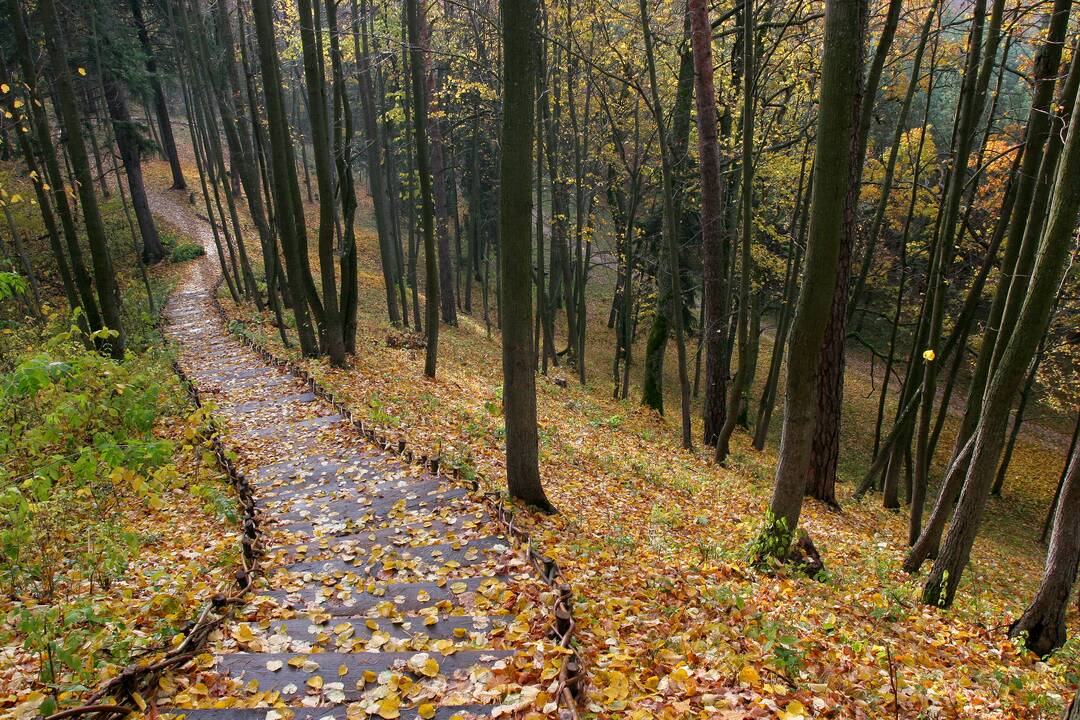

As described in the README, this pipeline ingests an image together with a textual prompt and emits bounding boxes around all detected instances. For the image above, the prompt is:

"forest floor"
[140,144,1078,720]
[0,195,243,715]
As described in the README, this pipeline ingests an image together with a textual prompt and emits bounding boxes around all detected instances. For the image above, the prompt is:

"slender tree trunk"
[353,0,400,327]
[689,0,729,448]
[295,0,346,366]
[39,0,125,358]
[754,151,810,450]
[102,75,165,264]
[991,335,1047,497]
[405,0,439,377]
[716,1,756,464]
[922,66,1080,608]
[248,0,319,355]
[639,0,692,450]
[907,23,1077,569]
[935,0,1072,503]
[848,0,938,320]
[129,0,184,190]
[420,12,457,327]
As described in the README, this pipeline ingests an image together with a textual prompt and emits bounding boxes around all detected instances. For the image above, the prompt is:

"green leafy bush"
[170,242,205,263]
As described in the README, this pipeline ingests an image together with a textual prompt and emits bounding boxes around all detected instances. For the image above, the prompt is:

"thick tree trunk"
[499,0,552,512]
[759,0,864,553]
[803,0,873,505]
[1008,438,1080,656]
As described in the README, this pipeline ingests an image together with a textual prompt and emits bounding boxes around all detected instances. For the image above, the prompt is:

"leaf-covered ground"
[0,229,242,716]
[151,154,1077,718]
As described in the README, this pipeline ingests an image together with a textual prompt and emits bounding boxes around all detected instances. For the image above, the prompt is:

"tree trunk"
[39,0,125,358]
[639,0,692,450]
[405,0,440,377]
[102,75,165,264]
[420,13,457,327]
[353,0,401,327]
[754,151,810,450]
[922,64,1080,608]
[804,0,875,506]
[129,0,185,190]
[640,9,694,414]
[715,0,756,464]
[248,0,319,356]
[295,0,346,366]
[937,0,1072,500]
[848,0,937,319]
[907,20,1077,569]
[1008,439,1080,655]
[1043,411,1080,544]
[499,0,552,512]
[689,0,728,447]
[758,0,865,554]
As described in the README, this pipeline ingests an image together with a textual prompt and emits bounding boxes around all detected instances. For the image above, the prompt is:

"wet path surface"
[157,196,554,720]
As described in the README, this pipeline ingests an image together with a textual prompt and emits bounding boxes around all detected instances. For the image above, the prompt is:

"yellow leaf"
[418,704,435,719]
[737,665,760,686]
[77,67,87,76]
[376,694,401,719]
[306,675,324,690]
[603,670,629,704]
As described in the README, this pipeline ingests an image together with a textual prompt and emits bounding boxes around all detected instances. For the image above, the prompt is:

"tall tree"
[295,0,348,365]
[756,0,865,555]
[639,0,692,450]
[499,0,553,512]
[405,0,440,377]
[714,0,754,464]
[922,61,1080,608]
[38,0,126,358]
[128,0,185,190]
[248,0,320,356]
[688,0,728,447]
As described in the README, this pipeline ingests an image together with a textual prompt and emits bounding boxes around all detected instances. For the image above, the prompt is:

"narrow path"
[157,191,555,719]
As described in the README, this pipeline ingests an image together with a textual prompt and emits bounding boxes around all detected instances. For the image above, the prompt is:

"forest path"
[154,189,552,720]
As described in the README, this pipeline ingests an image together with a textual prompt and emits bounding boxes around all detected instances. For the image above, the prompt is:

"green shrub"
[170,242,205,263]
